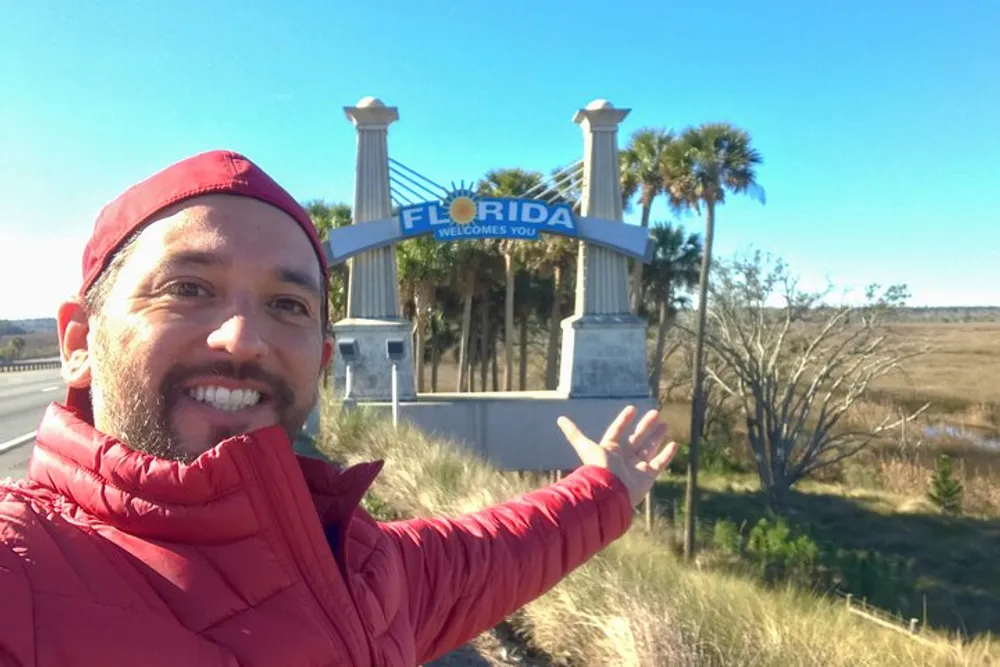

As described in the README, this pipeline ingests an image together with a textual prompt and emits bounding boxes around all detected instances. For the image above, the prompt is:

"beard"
[90,327,315,462]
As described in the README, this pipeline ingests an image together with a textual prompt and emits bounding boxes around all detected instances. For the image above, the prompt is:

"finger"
[602,405,637,445]
[628,410,664,452]
[556,417,603,464]
[557,417,592,455]
[635,421,668,459]
[648,440,679,473]
[557,416,583,442]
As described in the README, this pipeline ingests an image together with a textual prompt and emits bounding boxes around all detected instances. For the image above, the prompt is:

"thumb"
[557,416,582,446]
[558,417,600,464]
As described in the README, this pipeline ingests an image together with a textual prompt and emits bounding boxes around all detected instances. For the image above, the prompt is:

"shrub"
[828,549,918,616]
[711,519,744,556]
[745,517,821,587]
[928,454,964,515]
[670,437,746,476]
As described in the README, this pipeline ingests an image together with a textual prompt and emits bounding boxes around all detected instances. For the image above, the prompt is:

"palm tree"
[522,234,577,389]
[397,236,454,392]
[304,200,352,239]
[476,168,545,391]
[667,122,764,560]
[303,200,352,389]
[620,129,680,312]
[427,308,457,392]
[303,200,352,323]
[642,222,702,398]
[451,241,496,392]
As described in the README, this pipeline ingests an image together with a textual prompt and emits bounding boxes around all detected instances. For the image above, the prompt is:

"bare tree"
[688,250,930,505]
[660,328,739,440]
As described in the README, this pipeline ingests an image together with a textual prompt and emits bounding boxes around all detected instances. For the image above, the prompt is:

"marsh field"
[352,315,1000,663]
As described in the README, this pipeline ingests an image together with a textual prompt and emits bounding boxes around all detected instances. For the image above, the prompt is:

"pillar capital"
[344,96,399,129]
[573,99,630,131]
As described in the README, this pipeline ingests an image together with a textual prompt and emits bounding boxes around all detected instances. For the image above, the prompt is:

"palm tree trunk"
[414,325,425,393]
[629,199,653,312]
[413,288,431,394]
[650,295,670,399]
[545,265,561,390]
[491,333,499,391]
[684,198,715,560]
[457,289,473,392]
[518,314,528,390]
[430,323,440,392]
[464,349,473,392]
[480,298,490,393]
[503,249,515,390]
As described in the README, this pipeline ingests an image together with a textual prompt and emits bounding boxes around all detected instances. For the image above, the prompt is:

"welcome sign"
[398,187,578,241]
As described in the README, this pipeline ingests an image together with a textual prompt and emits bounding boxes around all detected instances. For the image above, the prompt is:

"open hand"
[557,405,677,507]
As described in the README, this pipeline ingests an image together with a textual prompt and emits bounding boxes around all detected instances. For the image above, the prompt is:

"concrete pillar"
[345,97,401,319]
[558,99,650,398]
[330,97,416,401]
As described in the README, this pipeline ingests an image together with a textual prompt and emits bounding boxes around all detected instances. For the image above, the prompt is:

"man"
[0,150,676,667]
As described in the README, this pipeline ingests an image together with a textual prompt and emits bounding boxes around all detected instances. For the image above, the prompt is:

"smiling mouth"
[184,385,266,412]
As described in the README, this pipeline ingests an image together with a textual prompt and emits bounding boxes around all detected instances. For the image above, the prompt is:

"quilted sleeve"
[0,498,35,667]
[379,464,633,665]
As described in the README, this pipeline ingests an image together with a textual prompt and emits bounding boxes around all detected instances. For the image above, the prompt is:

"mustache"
[162,360,295,408]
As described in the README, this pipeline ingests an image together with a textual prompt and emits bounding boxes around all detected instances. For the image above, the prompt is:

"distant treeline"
[887,307,1000,323]
[0,318,57,335]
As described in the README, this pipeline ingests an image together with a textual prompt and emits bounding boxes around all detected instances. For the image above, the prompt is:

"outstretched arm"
[382,406,677,664]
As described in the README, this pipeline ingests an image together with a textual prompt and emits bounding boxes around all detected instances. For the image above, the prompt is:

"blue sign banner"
[398,192,578,242]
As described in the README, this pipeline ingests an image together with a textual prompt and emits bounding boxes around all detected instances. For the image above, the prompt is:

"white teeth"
[185,385,262,411]
[228,389,244,411]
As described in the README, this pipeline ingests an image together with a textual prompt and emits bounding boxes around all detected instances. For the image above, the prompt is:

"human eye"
[271,296,311,317]
[164,280,212,299]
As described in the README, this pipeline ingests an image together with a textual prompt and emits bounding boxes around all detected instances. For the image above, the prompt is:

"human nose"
[206,309,269,361]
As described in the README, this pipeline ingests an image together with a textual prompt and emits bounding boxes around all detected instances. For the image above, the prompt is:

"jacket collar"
[28,402,383,544]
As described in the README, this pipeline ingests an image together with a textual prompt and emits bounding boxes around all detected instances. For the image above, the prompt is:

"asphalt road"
[0,368,64,480]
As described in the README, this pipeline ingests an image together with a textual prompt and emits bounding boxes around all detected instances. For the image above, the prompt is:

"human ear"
[57,299,92,390]
[320,334,334,372]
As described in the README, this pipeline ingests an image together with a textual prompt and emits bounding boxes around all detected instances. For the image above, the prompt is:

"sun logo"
[443,183,478,225]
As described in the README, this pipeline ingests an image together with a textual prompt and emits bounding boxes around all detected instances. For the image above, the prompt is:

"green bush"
[707,515,920,616]
[707,517,822,588]
[928,453,964,515]
[745,517,821,587]
[711,519,744,556]
[669,437,747,476]
[828,549,918,615]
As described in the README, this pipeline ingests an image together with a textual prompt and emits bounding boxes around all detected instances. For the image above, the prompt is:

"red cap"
[80,149,328,298]
[67,150,329,424]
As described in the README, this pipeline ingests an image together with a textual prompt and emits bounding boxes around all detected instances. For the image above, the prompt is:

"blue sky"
[1,0,997,319]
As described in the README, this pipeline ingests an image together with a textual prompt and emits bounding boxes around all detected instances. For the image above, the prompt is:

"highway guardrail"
[0,359,62,373]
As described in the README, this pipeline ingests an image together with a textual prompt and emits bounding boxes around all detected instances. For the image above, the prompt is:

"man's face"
[80,194,332,461]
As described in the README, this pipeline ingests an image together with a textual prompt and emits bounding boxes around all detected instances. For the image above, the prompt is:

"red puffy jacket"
[0,403,633,666]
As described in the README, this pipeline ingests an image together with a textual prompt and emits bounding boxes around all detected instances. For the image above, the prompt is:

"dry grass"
[316,394,998,666]
[874,322,1000,419]
[848,445,1000,517]
[655,320,1000,425]
[653,320,1000,513]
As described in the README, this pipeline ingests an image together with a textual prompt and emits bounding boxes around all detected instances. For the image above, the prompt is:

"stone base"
[330,318,416,401]
[558,314,650,398]
[354,392,657,471]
